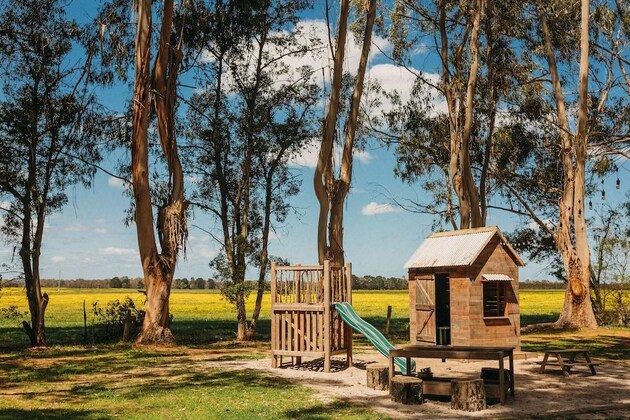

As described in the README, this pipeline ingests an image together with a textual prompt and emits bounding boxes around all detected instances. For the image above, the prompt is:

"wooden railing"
[271,261,353,372]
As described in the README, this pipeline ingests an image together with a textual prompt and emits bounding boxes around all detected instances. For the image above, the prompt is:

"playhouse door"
[415,275,436,344]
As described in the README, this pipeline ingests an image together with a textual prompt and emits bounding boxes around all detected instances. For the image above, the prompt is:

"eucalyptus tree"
[0,0,112,346]
[184,0,318,341]
[492,0,629,328]
[131,0,189,344]
[314,0,377,265]
[384,0,534,229]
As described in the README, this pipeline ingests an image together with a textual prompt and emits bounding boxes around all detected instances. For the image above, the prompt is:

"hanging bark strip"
[132,0,188,344]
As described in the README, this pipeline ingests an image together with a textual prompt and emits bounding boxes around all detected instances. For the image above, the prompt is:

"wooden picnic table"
[389,345,515,406]
[539,349,599,376]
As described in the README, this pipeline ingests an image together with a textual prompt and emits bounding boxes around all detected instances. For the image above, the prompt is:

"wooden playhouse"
[404,226,523,349]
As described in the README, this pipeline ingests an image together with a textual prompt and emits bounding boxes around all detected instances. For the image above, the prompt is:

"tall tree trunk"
[246,153,284,340]
[314,0,351,264]
[479,0,495,226]
[316,0,376,267]
[132,0,187,344]
[440,0,485,229]
[460,0,484,229]
[539,1,597,328]
[21,214,48,347]
[328,0,377,266]
[21,88,48,347]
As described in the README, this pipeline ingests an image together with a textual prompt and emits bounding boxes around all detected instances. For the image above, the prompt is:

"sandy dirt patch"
[211,351,630,419]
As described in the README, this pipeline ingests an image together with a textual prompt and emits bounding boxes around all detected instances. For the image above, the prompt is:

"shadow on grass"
[283,399,380,420]
[0,319,257,352]
[0,408,107,420]
[521,332,630,360]
[520,313,559,326]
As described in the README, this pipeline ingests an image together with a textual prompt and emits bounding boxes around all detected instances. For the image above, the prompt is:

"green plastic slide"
[334,302,415,374]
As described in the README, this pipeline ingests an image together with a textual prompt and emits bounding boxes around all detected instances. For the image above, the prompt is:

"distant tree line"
[0,277,220,290]
[351,275,408,290]
[1,276,626,295]
[519,281,567,290]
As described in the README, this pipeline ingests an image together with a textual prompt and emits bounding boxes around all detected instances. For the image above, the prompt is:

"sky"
[1,1,628,282]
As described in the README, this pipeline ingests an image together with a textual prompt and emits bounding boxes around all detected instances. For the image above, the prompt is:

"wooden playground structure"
[271,261,353,372]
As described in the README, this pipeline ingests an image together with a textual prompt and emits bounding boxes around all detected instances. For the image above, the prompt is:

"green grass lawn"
[0,346,382,420]
[0,288,628,419]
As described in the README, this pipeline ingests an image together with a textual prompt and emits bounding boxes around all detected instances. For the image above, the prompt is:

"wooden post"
[450,379,486,411]
[345,262,353,367]
[385,305,392,335]
[122,309,131,343]
[271,262,278,368]
[324,260,331,373]
[295,265,301,303]
[498,351,505,405]
[346,262,352,305]
[83,300,88,341]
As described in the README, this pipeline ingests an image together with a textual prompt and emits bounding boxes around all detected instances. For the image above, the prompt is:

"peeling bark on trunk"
[132,0,187,345]
[538,1,597,329]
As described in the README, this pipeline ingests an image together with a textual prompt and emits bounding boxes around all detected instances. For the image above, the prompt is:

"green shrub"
[91,297,145,341]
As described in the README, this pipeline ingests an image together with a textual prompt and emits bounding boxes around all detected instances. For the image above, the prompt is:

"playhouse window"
[483,281,507,317]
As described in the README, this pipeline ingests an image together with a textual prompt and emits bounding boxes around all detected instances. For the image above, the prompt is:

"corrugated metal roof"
[404,226,524,268]
[404,228,496,268]
[482,274,514,282]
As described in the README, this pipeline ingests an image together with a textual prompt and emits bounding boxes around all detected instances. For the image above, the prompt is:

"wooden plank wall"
[272,305,326,357]
[407,235,521,350]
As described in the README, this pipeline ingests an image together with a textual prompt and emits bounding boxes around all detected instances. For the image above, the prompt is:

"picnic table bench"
[538,349,599,376]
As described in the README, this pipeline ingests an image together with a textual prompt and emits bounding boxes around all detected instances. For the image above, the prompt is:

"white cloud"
[65,223,88,232]
[94,228,108,234]
[288,139,320,168]
[108,177,124,189]
[366,63,444,114]
[95,218,106,225]
[361,202,402,216]
[98,247,137,256]
[287,20,390,81]
[354,150,374,165]
[51,256,66,263]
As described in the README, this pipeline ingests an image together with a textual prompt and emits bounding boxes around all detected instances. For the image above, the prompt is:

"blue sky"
[1,1,628,281]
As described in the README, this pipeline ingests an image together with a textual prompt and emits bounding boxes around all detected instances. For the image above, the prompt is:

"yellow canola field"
[0,288,566,327]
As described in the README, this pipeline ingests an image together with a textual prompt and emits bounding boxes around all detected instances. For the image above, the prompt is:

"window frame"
[482,280,508,319]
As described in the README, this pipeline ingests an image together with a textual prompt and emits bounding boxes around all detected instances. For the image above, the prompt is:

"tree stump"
[366,364,389,390]
[390,376,423,404]
[450,378,486,411]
